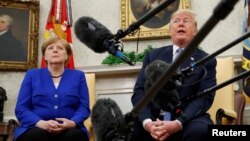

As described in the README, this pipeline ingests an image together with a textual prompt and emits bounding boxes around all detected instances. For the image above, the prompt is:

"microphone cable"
[180,65,208,87]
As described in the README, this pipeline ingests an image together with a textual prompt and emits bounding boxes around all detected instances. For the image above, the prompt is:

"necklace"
[51,73,63,78]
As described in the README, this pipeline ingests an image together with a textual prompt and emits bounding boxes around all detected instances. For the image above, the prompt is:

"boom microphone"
[74,16,134,66]
[144,60,183,115]
[91,98,128,141]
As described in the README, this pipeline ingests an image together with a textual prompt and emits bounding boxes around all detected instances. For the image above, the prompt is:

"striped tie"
[163,48,183,121]
[173,48,183,61]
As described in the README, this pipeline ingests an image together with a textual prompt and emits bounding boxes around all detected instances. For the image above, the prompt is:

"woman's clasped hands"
[35,118,76,134]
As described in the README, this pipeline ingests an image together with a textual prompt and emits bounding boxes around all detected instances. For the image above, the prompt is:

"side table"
[0,119,18,141]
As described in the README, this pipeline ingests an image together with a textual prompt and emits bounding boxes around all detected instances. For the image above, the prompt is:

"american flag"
[41,0,74,69]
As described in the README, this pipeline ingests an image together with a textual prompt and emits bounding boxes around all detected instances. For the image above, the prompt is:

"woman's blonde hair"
[41,36,72,65]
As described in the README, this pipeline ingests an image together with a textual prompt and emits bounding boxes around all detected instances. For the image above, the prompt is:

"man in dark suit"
[0,14,26,62]
[131,9,217,141]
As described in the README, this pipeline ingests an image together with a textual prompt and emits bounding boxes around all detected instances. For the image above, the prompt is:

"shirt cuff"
[142,118,152,129]
[175,119,183,130]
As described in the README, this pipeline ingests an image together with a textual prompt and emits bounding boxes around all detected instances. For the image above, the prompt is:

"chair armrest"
[216,108,237,125]
[234,92,246,124]
[84,118,95,141]
[6,119,19,141]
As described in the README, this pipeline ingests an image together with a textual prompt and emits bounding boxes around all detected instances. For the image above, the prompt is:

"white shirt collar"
[173,44,182,55]
[0,30,8,36]
[173,44,185,61]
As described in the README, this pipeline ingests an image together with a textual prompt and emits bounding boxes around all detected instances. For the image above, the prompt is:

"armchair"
[84,73,96,141]
[207,57,245,125]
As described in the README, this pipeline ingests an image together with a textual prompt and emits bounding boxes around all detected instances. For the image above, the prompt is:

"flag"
[242,0,250,103]
[41,0,75,69]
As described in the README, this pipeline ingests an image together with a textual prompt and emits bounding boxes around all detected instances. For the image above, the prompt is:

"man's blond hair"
[170,9,197,28]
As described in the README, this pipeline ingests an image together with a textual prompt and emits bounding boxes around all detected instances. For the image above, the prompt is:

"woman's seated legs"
[17,127,88,141]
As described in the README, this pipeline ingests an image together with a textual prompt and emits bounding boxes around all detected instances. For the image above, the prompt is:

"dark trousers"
[131,115,213,141]
[16,127,88,141]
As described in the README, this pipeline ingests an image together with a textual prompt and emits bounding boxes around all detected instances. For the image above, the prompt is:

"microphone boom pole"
[130,0,240,119]
[114,0,176,40]
[182,70,250,104]
[182,31,250,74]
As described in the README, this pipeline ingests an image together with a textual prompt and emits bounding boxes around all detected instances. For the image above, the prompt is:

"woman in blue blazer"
[14,36,90,141]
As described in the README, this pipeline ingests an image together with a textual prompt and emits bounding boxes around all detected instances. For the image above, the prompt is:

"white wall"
[0,0,245,120]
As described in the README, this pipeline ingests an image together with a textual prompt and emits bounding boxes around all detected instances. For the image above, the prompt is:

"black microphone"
[91,98,129,141]
[74,16,134,66]
[144,60,183,116]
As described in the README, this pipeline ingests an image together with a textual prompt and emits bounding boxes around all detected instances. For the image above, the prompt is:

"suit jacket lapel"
[179,49,200,69]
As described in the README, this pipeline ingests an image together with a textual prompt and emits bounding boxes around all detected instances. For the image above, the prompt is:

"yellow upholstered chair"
[84,73,96,141]
[207,57,237,124]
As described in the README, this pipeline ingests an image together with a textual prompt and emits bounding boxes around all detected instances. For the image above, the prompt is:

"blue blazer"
[14,68,90,140]
[132,45,217,124]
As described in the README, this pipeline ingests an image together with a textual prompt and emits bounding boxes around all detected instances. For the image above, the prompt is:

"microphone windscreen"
[74,16,113,53]
[144,60,171,91]
[144,60,181,112]
[91,98,125,141]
